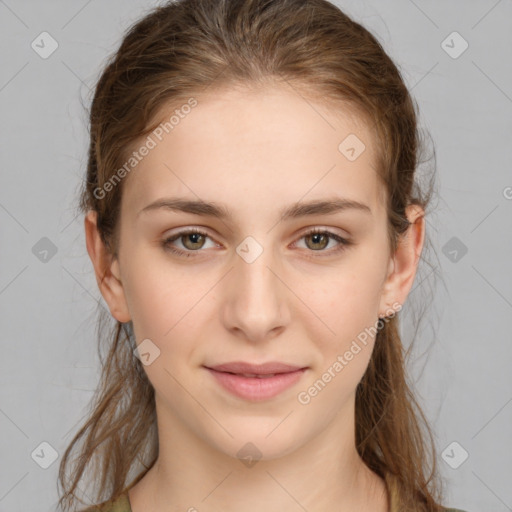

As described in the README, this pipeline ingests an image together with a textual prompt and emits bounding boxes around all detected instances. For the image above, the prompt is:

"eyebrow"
[137,196,372,221]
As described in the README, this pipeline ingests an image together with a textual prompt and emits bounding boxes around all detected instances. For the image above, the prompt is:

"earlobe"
[84,211,131,323]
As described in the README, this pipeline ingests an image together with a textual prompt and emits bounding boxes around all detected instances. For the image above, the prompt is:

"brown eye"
[181,232,206,250]
[162,228,216,257]
[304,232,329,251]
[295,228,352,257]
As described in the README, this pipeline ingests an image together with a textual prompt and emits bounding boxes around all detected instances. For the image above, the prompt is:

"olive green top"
[83,492,468,512]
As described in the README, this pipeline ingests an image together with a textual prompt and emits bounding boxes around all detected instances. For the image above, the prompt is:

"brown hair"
[58,0,444,510]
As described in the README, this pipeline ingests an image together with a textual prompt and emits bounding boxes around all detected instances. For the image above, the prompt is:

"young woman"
[58,1,467,511]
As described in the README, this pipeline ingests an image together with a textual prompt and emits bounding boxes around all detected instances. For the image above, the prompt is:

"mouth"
[203,362,308,401]
[204,361,307,375]
[219,372,281,378]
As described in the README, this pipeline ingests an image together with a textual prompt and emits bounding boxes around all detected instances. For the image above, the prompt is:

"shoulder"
[80,495,466,512]
[80,492,131,512]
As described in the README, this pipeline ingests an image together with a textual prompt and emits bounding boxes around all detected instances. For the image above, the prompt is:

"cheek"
[123,258,215,374]
[296,276,380,407]
[293,261,386,391]
[122,247,198,335]
[123,271,169,337]
[299,266,383,334]
[125,267,205,387]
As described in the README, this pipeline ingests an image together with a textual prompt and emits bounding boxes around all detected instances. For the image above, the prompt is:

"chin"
[206,421,307,464]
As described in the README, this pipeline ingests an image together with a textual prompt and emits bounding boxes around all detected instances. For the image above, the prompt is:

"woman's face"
[90,83,421,461]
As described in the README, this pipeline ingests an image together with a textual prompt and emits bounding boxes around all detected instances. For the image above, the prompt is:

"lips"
[204,361,307,376]
[204,362,308,401]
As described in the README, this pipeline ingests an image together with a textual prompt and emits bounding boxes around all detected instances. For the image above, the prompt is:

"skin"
[85,82,425,512]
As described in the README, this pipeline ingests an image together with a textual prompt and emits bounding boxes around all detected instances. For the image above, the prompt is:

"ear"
[378,204,425,317]
[84,210,131,323]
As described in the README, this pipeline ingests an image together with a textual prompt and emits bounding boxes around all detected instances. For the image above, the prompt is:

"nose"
[220,240,291,343]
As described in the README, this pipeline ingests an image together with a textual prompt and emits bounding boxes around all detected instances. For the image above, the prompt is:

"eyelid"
[162,227,219,252]
[291,227,352,257]
[296,225,351,241]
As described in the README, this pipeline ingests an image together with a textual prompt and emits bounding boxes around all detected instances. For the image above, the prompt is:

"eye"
[161,227,352,258]
[293,228,352,257]
[162,228,217,257]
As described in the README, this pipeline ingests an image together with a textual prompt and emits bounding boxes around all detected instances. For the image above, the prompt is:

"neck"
[128,395,389,512]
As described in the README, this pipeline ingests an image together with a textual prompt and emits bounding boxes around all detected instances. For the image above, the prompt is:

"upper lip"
[204,361,307,375]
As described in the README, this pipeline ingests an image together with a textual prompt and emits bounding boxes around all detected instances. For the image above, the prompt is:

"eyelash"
[161,227,352,259]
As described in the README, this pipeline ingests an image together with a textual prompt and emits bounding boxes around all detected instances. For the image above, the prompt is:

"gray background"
[0,0,511,511]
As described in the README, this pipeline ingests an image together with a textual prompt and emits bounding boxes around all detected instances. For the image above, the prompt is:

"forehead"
[121,83,384,220]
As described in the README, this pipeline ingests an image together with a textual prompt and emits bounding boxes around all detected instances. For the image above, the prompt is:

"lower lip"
[205,367,307,401]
